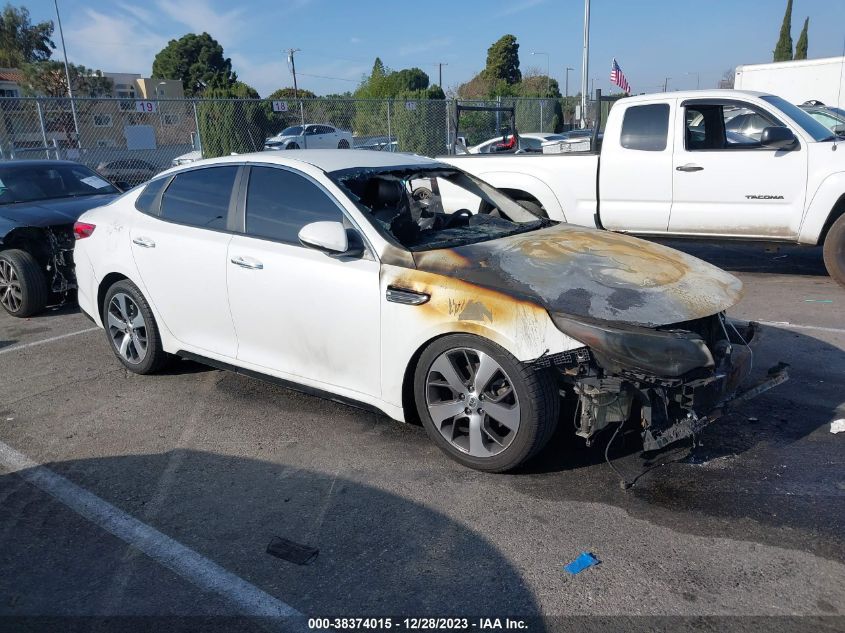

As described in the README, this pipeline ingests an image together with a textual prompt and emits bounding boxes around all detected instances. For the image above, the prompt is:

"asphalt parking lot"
[0,241,843,632]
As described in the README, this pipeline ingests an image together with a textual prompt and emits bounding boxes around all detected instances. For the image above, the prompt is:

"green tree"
[20,61,112,97]
[0,4,54,68]
[773,0,793,62]
[267,87,317,99]
[484,35,521,85]
[152,32,235,96]
[197,80,269,157]
[794,17,809,60]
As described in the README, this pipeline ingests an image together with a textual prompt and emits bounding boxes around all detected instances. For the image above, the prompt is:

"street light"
[565,66,574,99]
[531,51,550,95]
[686,71,700,90]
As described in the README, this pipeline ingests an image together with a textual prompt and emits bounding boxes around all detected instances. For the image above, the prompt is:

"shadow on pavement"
[0,450,541,628]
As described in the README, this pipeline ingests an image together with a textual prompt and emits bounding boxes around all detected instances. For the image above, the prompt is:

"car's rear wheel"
[823,213,845,287]
[337,139,350,149]
[0,249,48,318]
[103,280,169,374]
[286,142,300,150]
[414,334,559,472]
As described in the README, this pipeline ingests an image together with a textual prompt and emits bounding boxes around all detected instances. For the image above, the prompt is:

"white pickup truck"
[440,89,845,286]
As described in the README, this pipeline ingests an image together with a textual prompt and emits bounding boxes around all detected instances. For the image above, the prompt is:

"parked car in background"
[465,132,568,154]
[0,160,120,317]
[799,102,845,136]
[171,150,202,167]
[96,158,159,188]
[73,150,779,473]
[264,124,353,150]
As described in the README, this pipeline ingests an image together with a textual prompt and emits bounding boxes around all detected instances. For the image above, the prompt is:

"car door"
[226,164,381,396]
[669,99,807,238]
[598,101,674,232]
[130,165,241,358]
[303,125,323,148]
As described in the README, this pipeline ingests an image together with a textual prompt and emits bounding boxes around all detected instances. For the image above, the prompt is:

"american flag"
[610,58,631,94]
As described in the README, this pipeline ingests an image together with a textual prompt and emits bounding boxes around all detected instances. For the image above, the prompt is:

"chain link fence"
[0,96,599,185]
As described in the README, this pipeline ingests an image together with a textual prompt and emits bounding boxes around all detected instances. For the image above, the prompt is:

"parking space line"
[0,440,301,620]
[0,327,100,355]
[757,320,845,335]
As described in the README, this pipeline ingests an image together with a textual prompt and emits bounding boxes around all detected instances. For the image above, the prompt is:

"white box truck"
[734,56,845,106]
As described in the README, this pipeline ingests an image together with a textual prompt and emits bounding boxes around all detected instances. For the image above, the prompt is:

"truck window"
[685,102,781,150]
[620,104,669,151]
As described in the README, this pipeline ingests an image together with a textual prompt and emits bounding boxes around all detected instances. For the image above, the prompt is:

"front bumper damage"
[542,314,789,451]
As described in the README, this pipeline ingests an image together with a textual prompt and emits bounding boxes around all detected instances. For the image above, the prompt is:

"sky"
[22,0,845,98]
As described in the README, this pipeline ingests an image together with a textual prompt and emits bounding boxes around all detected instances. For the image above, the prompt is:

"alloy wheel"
[0,259,22,313]
[425,347,521,457]
[107,292,148,364]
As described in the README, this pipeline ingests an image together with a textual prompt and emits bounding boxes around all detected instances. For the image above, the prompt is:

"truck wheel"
[0,249,48,318]
[414,334,559,472]
[823,213,845,287]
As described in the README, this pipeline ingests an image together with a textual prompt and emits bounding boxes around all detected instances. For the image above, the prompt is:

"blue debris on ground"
[564,552,600,575]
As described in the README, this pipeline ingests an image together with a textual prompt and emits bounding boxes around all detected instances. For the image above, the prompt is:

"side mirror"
[298,221,363,257]
[760,126,797,150]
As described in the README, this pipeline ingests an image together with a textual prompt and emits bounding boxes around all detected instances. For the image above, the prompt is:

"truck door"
[598,101,674,233]
[668,99,807,238]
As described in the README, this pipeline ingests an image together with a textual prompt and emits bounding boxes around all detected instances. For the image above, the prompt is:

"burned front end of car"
[545,312,785,451]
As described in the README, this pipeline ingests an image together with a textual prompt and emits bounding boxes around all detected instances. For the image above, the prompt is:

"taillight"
[73,222,96,240]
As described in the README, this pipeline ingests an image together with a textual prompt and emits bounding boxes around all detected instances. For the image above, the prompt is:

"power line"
[284,48,300,98]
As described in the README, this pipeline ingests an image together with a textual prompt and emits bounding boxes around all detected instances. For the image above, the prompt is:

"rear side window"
[160,166,238,230]
[245,166,342,244]
[135,177,169,215]
[620,104,670,151]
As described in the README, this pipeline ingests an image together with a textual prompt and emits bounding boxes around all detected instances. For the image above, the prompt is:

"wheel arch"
[97,272,130,319]
[473,171,566,221]
[818,192,845,246]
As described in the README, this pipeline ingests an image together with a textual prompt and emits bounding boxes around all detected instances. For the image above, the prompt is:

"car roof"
[0,159,88,168]
[160,149,444,175]
[620,89,775,104]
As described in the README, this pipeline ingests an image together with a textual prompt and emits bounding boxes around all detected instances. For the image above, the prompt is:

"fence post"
[386,100,392,152]
[445,99,452,155]
[192,101,203,157]
[36,99,50,159]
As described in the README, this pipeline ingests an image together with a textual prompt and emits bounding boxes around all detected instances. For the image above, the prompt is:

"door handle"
[132,237,156,248]
[676,164,704,172]
[230,256,263,270]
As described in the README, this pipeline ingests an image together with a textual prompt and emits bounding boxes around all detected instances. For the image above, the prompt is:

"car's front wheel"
[0,249,48,318]
[286,142,300,150]
[103,279,169,374]
[414,334,559,472]
[337,139,350,149]
[823,213,845,287]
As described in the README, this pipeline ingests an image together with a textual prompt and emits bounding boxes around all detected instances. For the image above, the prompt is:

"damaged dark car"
[0,160,120,317]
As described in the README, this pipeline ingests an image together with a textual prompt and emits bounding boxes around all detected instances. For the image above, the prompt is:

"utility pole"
[580,0,590,128]
[565,66,574,99]
[663,77,671,92]
[54,0,79,148]
[437,62,448,88]
[686,71,700,89]
[285,48,301,98]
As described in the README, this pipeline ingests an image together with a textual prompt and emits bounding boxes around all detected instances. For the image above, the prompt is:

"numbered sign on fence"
[272,101,289,112]
[405,101,417,111]
[135,101,157,113]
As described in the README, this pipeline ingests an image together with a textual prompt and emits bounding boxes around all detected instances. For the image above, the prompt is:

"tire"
[823,213,845,287]
[0,249,48,318]
[102,279,169,374]
[286,142,300,150]
[517,199,548,219]
[414,334,559,472]
[337,139,350,149]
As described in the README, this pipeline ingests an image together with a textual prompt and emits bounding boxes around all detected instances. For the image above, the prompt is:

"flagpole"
[580,0,590,129]
[54,0,79,147]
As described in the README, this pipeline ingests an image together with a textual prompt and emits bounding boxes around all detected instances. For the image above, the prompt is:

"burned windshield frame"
[328,165,553,251]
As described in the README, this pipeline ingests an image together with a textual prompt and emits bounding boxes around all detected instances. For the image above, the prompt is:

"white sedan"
[74,150,762,472]
[264,124,352,150]
[465,132,568,154]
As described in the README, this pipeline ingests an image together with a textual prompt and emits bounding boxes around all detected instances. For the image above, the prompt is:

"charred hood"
[412,225,743,328]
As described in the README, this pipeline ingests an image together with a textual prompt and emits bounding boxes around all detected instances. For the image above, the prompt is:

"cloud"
[494,0,546,18]
[231,52,367,97]
[399,38,452,57]
[64,8,167,74]
[154,0,247,46]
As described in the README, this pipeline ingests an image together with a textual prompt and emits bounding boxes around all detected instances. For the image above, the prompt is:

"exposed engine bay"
[540,313,788,451]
